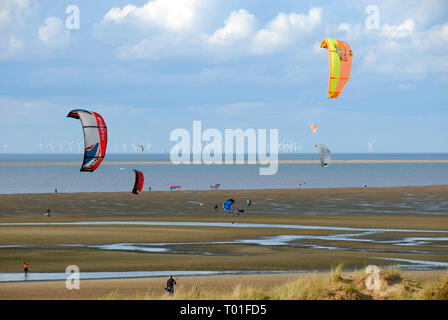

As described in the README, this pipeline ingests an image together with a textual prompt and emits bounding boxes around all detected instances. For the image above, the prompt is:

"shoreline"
[0,269,313,283]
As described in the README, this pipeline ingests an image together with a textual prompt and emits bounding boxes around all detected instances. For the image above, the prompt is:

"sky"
[0,0,447,153]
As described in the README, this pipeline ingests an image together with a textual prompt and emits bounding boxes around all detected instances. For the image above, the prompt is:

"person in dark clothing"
[214,204,218,212]
[165,275,176,295]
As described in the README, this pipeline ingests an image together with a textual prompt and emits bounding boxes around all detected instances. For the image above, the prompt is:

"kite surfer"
[165,275,177,295]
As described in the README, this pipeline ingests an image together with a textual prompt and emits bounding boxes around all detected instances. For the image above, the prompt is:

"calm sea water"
[0,153,447,194]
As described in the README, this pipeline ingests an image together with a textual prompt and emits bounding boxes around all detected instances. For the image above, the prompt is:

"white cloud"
[381,19,415,39]
[38,17,70,50]
[415,22,448,48]
[99,4,323,60]
[206,8,323,57]
[103,0,204,32]
[338,13,448,77]
[208,9,256,46]
[104,5,136,23]
[1,1,75,58]
[250,8,322,55]
[96,0,210,59]
[0,0,31,59]
[0,0,30,28]
[435,22,448,40]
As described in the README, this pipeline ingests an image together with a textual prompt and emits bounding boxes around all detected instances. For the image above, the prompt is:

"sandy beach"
[1,270,446,300]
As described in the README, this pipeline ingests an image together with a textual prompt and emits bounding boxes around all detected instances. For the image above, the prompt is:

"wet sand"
[1,185,447,218]
[0,186,447,299]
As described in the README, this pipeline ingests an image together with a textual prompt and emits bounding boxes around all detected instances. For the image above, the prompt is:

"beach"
[0,186,447,299]
[1,270,446,300]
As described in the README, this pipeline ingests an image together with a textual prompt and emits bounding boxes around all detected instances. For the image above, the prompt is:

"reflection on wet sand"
[1,221,447,275]
[0,270,309,282]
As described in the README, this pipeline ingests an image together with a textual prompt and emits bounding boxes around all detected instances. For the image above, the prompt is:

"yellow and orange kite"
[311,124,318,134]
[321,38,353,99]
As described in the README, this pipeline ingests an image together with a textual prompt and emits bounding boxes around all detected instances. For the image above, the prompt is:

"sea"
[0,153,447,194]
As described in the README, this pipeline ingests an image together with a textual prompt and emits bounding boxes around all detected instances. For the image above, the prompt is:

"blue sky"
[0,0,447,153]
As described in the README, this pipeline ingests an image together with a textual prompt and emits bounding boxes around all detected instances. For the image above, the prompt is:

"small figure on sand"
[363,184,367,188]
[165,275,177,295]
[44,208,51,217]
[23,262,30,275]
[149,186,151,192]
[55,188,58,194]
[214,204,218,212]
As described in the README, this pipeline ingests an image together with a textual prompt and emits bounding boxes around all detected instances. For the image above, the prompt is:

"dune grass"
[418,272,448,300]
[102,266,448,300]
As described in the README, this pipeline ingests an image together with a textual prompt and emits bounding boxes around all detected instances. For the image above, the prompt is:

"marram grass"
[101,266,448,300]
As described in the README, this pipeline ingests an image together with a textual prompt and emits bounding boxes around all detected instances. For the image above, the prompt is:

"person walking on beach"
[165,275,176,295]
[214,204,218,212]
[23,262,30,275]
